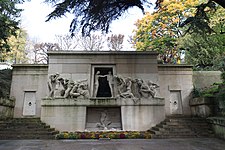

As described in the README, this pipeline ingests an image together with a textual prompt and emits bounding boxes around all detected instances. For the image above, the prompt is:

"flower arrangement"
[55,131,151,139]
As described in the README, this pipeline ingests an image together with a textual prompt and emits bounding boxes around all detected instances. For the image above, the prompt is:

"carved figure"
[54,78,65,97]
[93,71,100,97]
[63,79,70,90]
[138,79,159,98]
[64,80,74,98]
[96,110,112,130]
[93,71,106,97]
[119,77,134,98]
[114,75,126,95]
[48,73,60,97]
[70,83,81,98]
[102,71,114,97]
[78,83,90,99]
[147,80,159,98]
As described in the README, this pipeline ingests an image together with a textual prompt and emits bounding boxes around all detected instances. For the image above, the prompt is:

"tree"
[78,34,105,51]
[55,34,79,50]
[0,29,28,64]
[180,0,225,34]
[45,0,151,36]
[178,5,225,70]
[179,33,225,70]
[31,42,60,64]
[107,34,124,51]
[0,0,24,52]
[0,69,12,98]
[132,0,200,51]
[131,1,224,65]
[45,0,225,36]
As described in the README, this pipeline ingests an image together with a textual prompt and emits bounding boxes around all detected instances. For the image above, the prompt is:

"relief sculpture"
[115,76,159,99]
[96,110,112,130]
[48,73,159,100]
[47,73,89,99]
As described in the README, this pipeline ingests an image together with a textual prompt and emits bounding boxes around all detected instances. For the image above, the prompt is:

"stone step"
[0,118,58,140]
[0,118,42,123]
[165,118,209,122]
[150,117,214,139]
[0,124,51,129]
[0,128,57,133]
[156,124,211,130]
[6,121,44,124]
[0,126,53,131]
[0,134,55,140]
[0,130,58,135]
[165,122,209,126]
[151,134,198,139]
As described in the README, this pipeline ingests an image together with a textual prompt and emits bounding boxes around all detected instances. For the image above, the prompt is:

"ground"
[0,138,225,150]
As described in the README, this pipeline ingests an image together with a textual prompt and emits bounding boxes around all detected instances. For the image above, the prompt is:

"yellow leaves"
[132,0,202,51]
[151,30,157,38]
[173,18,180,23]
[3,29,28,63]
[161,24,167,30]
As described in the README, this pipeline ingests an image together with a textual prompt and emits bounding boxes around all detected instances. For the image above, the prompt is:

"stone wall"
[48,51,159,97]
[158,65,193,116]
[208,117,225,140]
[0,98,15,119]
[9,52,201,132]
[41,98,165,132]
[190,97,215,117]
[193,71,222,89]
[10,64,48,118]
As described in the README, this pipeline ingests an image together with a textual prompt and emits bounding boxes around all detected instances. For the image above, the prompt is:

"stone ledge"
[41,97,165,106]
[190,97,215,106]
[208,117,225,139]
[208,117,225,127]
[0,98,15,107]
[47,51,158,56]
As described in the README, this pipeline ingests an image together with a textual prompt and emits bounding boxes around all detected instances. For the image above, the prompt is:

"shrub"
[221,72,225,82]
[192,84,220,98]
[55,131,152,140]
[0,69,12,98]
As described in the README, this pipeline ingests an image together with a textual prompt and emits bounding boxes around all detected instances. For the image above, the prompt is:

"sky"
[18,1,155,50]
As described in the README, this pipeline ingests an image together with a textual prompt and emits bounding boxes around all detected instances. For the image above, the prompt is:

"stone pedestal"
[41,97,165,132]
[190,97,215,117]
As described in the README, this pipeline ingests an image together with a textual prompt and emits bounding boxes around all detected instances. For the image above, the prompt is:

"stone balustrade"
[208,117,225,140]
[0,98,15,119]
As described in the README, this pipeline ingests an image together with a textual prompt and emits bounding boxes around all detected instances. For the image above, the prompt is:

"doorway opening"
[94,67,113,97]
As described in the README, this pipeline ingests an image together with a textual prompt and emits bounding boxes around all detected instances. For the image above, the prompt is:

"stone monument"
[40,51,165,132]
[10,52,194,132]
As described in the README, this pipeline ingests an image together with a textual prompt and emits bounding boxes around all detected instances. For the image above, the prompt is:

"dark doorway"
[94,67,113,97]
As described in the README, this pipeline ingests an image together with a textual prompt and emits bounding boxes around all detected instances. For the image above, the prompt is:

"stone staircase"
[0,118,59,140]
[149,116,214,138]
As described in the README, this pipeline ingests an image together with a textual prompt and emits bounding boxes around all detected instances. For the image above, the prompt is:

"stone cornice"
[47,51,159,56]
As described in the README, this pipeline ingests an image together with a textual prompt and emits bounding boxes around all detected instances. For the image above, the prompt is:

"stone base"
[190,97,215,117]
[86,107,122,131]
[208,117,225,140]
[41,97,165,132]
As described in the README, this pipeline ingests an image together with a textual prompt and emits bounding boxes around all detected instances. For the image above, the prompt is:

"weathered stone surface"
[158,65,193,116]
[41,98,165,106]
[41,98,165,132]
[190,97,215,117]
[10,64,48,118]
[208,117,225,140]
[0,98,15,119]
[10,51,196,132]
[86,107,122,131]
[193,71,222,89]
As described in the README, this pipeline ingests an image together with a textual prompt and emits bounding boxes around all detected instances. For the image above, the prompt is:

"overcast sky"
[18,1,155,50]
